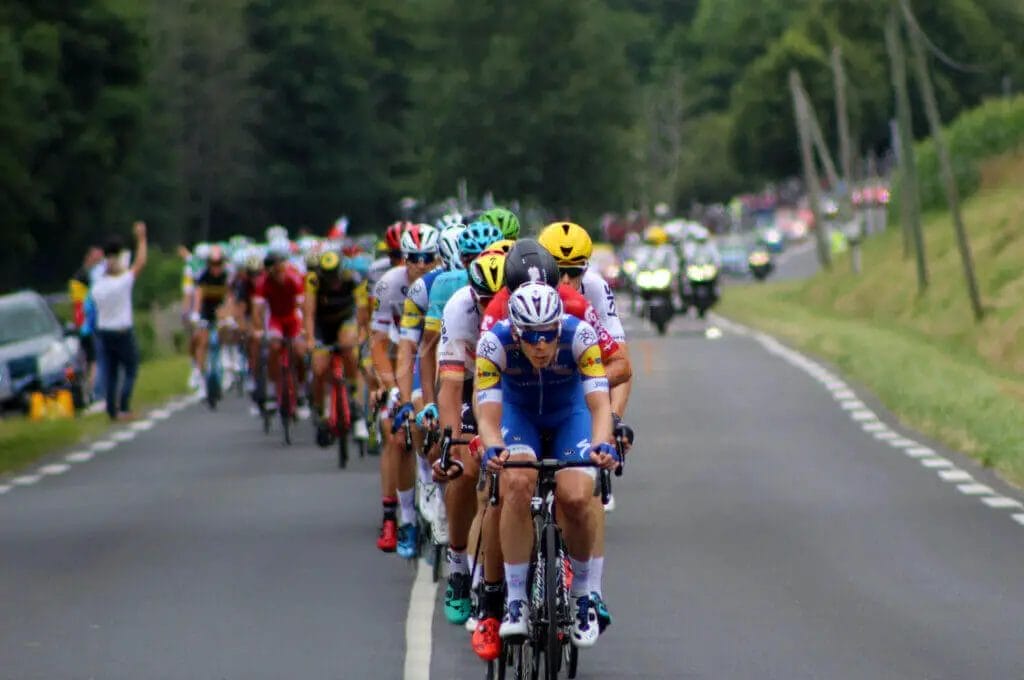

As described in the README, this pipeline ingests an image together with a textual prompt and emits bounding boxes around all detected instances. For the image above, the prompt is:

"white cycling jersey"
[368,256,392,289]
[437,286,480,380]
[371,265,410,344]
[578,269,626,343]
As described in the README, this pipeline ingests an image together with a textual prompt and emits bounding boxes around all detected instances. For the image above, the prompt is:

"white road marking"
[839,399,866,410]
[850,409,877,421]
[131,419,155,431]
[111,430,136,442]
[90,440,116,452]
[832,390,856,400]
[905,447,935,458]
[938,469,973,482]
[0,484,11,494]
[39,464,70,476]
[873,431,899,440]
[66,451,95,463]
[861,422,888,432]
[12,475,41,486]
[958,484,995,495]
[920,457,954,469]
[403,558,437,680]
[1012,514,1024,527]
[150,409,171,420]
[887,438,917,448]
[981,496,1023,509]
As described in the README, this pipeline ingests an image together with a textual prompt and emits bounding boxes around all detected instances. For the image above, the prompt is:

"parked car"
[0,291,86,412]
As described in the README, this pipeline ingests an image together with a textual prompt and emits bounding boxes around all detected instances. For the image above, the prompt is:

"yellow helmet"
[538,222,592,265]
[645,226,669,245]
[468,252,506,296]
[486,239,516,255]
[319,250,340,272]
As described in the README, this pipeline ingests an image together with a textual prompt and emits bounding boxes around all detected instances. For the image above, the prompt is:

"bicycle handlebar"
[488,459,611,507]
[438,426,474,472]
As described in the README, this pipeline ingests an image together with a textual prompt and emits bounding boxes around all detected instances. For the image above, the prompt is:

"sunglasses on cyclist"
[558,266,587,279]
[517,326,560,345]
[406,252,437,265]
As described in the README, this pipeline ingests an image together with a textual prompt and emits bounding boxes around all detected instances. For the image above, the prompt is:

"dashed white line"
[403,558,437,680]
[12,475,41,486]
[851,410,878,421]
[832,390,856,400]
[958,484,995,495]
[1012,514,1024,526]
[938,469,973,482]
[90,440,116,452]
[887,438,917,448]
[130,419,155,431]
[905,447,935,458]
[0,484,11,495]
[920,457,954,469]
[862,422,888,432]
[150,409,171,420]
[111,430,137,442]
[840,400,866,410]
[39,464,70,476]
[981,496,1024,509]
[873,431,899,440]
[66,451,95,463]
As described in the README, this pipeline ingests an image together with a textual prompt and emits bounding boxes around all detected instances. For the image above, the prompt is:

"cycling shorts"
[315,318,358,346]
[268,313,302,340]
[460,379,477,435]
[501,402,594,478]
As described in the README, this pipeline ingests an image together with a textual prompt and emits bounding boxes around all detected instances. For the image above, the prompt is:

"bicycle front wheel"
[542,523,562,679]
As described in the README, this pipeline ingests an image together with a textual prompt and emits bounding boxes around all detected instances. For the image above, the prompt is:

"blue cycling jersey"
[425,270,468,332]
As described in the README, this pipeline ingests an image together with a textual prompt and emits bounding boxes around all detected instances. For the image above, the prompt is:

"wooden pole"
[790,70,831,269]
[884,4,927,289]
[901,2,983,320]
[832,46,854,189]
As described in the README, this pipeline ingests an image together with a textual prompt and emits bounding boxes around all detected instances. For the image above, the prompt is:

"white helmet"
[438,225,466,270]
[265,224,288,243]
[436,212,464,231]
[508,283,563,328]
[400,223,440,255]
[194,243,212,261]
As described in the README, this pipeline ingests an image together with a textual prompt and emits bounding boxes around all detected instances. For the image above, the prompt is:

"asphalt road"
[3,256,1024,679]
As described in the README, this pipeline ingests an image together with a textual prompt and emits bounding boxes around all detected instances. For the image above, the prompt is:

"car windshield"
[0,298,58,346]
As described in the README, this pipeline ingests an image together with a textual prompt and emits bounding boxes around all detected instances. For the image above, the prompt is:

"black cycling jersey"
[197,269,230,321]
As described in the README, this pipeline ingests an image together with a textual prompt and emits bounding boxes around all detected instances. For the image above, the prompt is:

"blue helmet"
[458,221,503,258]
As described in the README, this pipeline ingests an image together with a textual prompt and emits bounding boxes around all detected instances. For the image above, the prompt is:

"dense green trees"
[2,0,1023,289]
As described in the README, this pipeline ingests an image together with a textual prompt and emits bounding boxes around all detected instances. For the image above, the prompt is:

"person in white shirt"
[91,221,148,421]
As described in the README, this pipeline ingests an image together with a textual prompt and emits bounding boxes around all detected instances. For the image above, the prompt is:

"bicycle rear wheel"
[335,378,350,468]
[280,364,293,446]
[542,524,562,680]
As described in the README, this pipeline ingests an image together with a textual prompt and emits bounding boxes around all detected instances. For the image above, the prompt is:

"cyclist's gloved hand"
[385,386,402,415]
[590,442,620,470]
[391,402,415,433]
[483,446,508,473]
[416,403,439,429]
[613,420,634,454]
[432,456,464,482]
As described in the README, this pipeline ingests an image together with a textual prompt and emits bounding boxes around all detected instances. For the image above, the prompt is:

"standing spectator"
[69,246,104,401]
[91,222,148,421]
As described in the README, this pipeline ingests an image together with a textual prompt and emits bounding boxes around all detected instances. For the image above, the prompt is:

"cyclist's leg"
[551,407,598,566]
[194,323,210,377]
[266,319,284,401]
[310,334,330,419]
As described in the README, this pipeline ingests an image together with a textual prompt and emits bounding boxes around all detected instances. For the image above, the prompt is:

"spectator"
[91,222,148,421]
[69,246,104,401]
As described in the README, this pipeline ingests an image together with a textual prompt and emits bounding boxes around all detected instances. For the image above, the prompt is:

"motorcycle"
[685,260,719,319]
[635,267,675,336]
[747,249,774,281]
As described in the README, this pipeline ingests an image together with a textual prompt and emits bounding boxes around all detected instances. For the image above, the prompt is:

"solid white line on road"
[920,457,954,469]
[981,496,1024,509]
[840,399,866,410]
[90,440,117,452]
[861,422,888,432]
[39,464,70,475]
[111,430,137,442]
[1012,514,1024,527]
[66,451,95,463]
[905,447,936,458]
[403,558,437,680]
[12,475,41,486]
[850,409,878,421]
[938,469,973,482]
[958,484,995,495]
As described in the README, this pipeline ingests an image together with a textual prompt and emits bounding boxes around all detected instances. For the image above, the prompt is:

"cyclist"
[539,221,636,632]
[251,251,308,417]
[183,243,210,391]
[190,246,231,398]
[476,282,619,649]
[480,207,521,241]
[232,251,264,396]
[370,223,437,555]
[430,251,506,630]
[304,249,370,442]
[369,221,409,291]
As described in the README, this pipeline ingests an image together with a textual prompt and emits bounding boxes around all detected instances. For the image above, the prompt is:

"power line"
[898,0,992,75]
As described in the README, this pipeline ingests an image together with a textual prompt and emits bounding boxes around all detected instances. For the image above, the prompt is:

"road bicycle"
[314,342,366,468]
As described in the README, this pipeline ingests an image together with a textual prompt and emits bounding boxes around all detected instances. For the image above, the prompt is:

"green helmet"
[482,207,520,240]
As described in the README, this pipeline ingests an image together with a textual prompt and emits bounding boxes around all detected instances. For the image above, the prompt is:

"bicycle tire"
[280,365,292,446]
[431,543,444,583]
[543,523,561,680]
[566,646,578,679]
[336,377,350,469]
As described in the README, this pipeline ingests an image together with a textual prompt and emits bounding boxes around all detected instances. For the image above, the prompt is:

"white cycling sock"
[417,457,433,487]
[398,487,416,525]
[468,555,481,589]
[447,548,469,576]
[505,562,529,603]
[589,556,604,597]
[569,556,590,598]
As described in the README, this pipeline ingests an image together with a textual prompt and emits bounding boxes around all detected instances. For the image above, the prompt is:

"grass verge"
[0,354,191,476]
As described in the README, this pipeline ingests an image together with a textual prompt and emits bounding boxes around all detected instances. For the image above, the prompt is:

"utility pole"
[884,4,927,290]
[832,46,854,189]
[901,1,983,320]
[790,70,831,270]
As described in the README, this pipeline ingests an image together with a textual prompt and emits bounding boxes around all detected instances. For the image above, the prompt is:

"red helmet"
[341,241,361,257]
[385,221,412,251]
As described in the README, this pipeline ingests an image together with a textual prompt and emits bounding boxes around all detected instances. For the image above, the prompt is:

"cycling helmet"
[385,221,411,251]
[194,242,212,261]
[436,212,464,231]
[504,239,560,290]
[245,252,264,273]
[538,222,593,265]
[401,223,440,254]
[458,221,503,258]
[508,283,563,328]
[265,224,288,243]
[485,239,516,255]
[304,249,321,269]
[320,250,341,273]
[438,225,466,270]
[263,251,285,268]
[481,208,520,240]
[645,226,669,245]
[468,253,506,296]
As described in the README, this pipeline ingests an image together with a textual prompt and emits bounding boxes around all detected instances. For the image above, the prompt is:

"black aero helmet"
[504,239,560,291]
